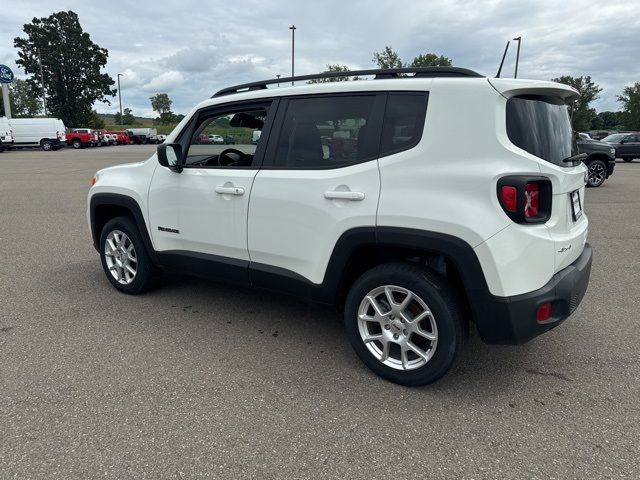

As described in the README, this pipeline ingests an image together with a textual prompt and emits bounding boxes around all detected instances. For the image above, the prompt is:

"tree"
[150,93,176,125]
[88,110,104,129]
[114,107,135,125]
[373,46,454,70]
[150,93,172,115]
[409,53,452,67]
[372,46,403,69]
[0,79,42,117]
[617,82,640,131]
[307,64,361,83]
[551,75,602,131]
[592,111,624,130]
[14,10,116,127]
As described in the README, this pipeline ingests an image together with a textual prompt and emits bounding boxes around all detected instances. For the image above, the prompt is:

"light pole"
[289,25,296,85]
[513,36,522,78]
[117,73,124,125]
[276,74,281,87]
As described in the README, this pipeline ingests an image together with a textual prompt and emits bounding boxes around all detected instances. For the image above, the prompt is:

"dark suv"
[602,133,640,162]
[577,139,616,187]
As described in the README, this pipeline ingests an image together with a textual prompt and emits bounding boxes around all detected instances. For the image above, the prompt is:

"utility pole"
[289,25,296,86]
[117,73,123,125]
[37,49,47,116]
[513,36,522,78]
[276,74,281,88]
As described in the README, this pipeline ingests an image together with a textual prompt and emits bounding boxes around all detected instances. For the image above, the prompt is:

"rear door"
[247,93,385,286]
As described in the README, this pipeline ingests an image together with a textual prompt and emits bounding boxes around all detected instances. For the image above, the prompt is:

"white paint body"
[88,76,588,298]
[8,117,66,146]
[0,116,14,144]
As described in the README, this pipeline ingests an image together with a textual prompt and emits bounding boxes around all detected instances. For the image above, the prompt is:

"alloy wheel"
[357,285,438,371]
[104,230,137,285]
[588,162,605,186]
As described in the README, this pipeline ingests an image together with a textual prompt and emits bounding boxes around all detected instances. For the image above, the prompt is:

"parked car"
[87,67,591,386]
[577,132,592,141]
[601,132,640,162]
[127,128,158,144]
[208,134,224,144]
[109,130,131,145]
[66,129,98,149]
[587,131,613,141]
[0,116,14,152]
[8,117,66,151]
[577,138,616,187]
[223,135,235,145]
[251,129,261,144]
[157,134,167,143]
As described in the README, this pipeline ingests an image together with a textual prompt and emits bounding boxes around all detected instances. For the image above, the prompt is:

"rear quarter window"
[506,95,575,167]
[380,93,428,157]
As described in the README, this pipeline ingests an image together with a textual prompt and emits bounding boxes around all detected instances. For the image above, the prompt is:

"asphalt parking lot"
[1,145,638,479]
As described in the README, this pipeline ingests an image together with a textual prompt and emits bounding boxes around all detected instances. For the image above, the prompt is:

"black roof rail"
[213,67,483,97]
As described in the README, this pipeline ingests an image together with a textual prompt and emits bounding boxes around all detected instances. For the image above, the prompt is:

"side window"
[273,95,378,169]
[380,93,428,157]
[184,103,270,168]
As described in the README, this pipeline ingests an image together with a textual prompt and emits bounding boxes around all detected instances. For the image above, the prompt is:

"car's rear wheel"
[586,159,607,187]
[344,262,464,386]
[41,139,53,151]
[99,216,157,294]
[72,139,82,149]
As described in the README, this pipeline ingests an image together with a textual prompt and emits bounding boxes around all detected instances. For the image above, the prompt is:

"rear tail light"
[524,183,539,218]
[500,186,518,212]
[497,176,551,224]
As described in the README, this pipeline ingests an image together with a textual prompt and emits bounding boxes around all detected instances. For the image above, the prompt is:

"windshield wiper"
[562,153,587,163]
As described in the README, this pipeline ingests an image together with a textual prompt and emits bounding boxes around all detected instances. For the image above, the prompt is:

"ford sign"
[0,65,15,84]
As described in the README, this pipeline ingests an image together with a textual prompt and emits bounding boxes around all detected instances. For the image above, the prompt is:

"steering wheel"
[217,148,246,167]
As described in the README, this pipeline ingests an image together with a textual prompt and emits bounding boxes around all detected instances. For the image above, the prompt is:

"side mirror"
[157,143,183,172]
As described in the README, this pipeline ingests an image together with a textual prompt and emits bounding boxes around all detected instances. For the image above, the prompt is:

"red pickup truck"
[66,129,98,149]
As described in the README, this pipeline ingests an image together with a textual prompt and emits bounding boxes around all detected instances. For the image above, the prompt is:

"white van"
[8,117,66,151]
[0,116,14,152]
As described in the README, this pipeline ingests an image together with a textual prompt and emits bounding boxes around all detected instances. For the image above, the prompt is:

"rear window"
[506,95,576,166]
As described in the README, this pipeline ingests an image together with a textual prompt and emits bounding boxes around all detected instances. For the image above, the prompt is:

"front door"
[148,100,277,281]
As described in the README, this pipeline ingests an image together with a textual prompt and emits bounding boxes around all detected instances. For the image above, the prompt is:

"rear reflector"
[536,303,553,322]
[500,186,518,212]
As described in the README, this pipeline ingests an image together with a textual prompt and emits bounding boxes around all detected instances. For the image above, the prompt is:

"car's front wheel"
[586,159,607,187]
[344,262,464,386]
[623,158,633,162]
[99,216,157,294]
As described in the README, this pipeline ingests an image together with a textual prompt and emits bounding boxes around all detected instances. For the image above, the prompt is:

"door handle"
[215,186,245,196]
[324,190,365,201]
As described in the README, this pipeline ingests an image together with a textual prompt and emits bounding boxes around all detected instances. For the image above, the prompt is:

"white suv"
[87,67,592,386]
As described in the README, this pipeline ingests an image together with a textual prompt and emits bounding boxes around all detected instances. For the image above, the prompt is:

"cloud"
[1,0,638,116]
[140,71,185,92]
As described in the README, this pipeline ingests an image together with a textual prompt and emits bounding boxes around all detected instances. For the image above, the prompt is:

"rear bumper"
[476,243,592,344]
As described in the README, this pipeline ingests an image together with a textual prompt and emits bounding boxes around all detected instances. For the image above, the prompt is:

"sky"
[1,0,639,118]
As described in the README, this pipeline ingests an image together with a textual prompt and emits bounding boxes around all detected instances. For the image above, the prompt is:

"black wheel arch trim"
[89,193,159,266]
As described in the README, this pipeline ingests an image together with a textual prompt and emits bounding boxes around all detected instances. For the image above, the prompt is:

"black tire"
[72,139,82,149]
[586,159,607,187]
[623,158,633,163]
[41,139,53,151]
[99,216,158,294]
[344,262,464,386]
